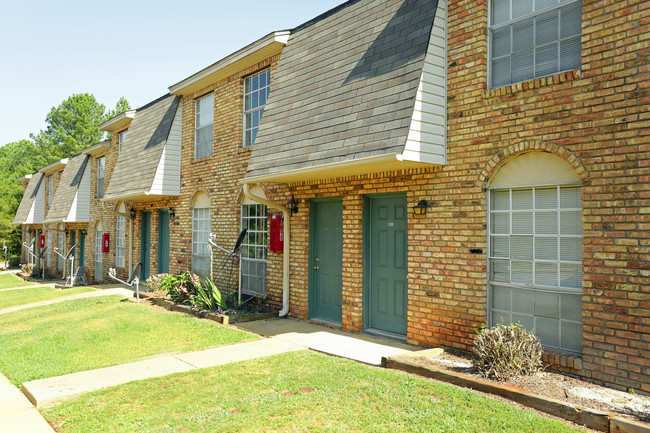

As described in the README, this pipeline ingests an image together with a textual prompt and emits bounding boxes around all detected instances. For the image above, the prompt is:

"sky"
[0,0,344,146]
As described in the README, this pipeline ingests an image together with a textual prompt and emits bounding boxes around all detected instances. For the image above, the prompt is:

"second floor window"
[118,131,128,154]
[243,69,270,147]
[97,156,105,198]
[195,94,214,158]
[47,175,53,206]
[489,0,582,88]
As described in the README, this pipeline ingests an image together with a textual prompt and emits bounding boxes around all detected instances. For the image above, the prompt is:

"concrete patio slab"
[0,373,55,433]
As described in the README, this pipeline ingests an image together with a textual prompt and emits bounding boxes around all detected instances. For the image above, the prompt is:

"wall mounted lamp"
[64,228,69,235]
[129,208,136,219]
[413,199,429,216]
[169,208,175,219]
[81,230,87,236]
[287,195,298,217]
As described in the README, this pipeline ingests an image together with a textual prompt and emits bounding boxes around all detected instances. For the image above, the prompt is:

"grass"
[0,285,96,309]
[0,296,256,385]
[0,273,35,289]
[42,351,586,433]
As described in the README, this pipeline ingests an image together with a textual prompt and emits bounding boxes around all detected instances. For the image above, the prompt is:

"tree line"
[0,94,130,264]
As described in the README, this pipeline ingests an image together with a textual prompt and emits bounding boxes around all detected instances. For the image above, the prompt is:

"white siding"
[32,182,46,223]
[149,101,182,196]
[403,0,447,165]
[67,161,91,222]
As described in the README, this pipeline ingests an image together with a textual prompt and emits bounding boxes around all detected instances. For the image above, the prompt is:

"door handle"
[313,266,319,270]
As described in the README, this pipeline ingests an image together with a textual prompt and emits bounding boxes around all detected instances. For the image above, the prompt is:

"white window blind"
[47,176,53,206]
[490,0,582,88]
[195,94,213,158]
[240,204,268,296]
[243,69,270,147]
[57,231,64,271]
[97,157,105,198]
[489,185,583,353]
[118,131,128,154]
[192,207,211,280]
[116,215,125,268]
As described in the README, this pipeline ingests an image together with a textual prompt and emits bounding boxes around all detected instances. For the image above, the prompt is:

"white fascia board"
[40,158,69,174]
[169,31,290,95]
[99,111,136,132]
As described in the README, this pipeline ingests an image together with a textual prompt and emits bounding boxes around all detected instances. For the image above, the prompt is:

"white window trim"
[97,156,105,198]
[191,206,211,280]
[243,69,271,148]
[488,0,582,88]
[240,204,268,296]
[194,94,214,159]
[47,175,53,206]
[118,131,128,154]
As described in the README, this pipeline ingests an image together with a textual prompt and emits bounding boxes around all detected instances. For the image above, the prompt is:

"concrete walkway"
[0,373,55,433]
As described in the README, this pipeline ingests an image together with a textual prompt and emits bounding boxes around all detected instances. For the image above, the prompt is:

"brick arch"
[478,141,590,190]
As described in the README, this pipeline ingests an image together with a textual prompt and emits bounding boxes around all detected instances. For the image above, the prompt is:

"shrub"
[144,273,170,293]
[472,323,543,380]
[191,277,225,313]
[159,273,193,304]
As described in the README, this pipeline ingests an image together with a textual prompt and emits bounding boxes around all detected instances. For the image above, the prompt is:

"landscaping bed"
[383,349,650,432]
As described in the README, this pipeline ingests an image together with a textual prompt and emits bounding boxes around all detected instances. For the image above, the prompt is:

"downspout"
[102,203,133,273]
[242,183,290,317]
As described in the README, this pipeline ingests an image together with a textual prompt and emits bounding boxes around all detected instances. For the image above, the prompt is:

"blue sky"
[0,0,343,146]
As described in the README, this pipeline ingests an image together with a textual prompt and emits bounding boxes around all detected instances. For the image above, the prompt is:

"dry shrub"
[473,323,543,380]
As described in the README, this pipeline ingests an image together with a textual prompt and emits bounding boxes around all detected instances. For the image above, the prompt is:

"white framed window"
[243,69,270,147]
[97,156,105,198]
[57,231,65,271]
[95,224,103,282]
[47,230,53,267]
[116,214,126,268]
[489,0,582,88]
[488,184,582,353]
[195,94,214,158]
[240,204,268,295]
[118,131,128,154]
[47,175,53,206]
[191,194,211,280]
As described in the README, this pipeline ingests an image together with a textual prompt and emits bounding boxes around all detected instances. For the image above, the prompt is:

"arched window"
[487,152,583,353]
[116,203,126,268]
[191,193,211,280]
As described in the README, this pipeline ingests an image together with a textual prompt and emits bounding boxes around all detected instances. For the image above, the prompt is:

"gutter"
[242,183,290,317]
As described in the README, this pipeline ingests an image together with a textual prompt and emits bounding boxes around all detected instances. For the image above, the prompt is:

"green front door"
[309,198,343,323]
[79,230,85,267]
[366,194,408,336]
[141,211,151,280]
[158,209,170,274]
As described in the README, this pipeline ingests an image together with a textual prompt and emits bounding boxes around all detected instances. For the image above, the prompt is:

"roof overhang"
[17,174,33,183]
[101,191,180,203]
[40,158,69,174]
[242,154,436,185]
[82,141,111,156]
[169,31,290,96]
[99,111,136,132]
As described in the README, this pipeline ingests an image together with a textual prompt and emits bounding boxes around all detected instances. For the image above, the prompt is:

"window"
[191,195,211,280]
[116,214,126,268]
[243,69,270,147]
[489,0,582,88]
[195,94,214,158]
[97,156,105,198]
[489,184,582,353]
[118,131,128,154]
[47,230,52,267]
[57,231,65,271]
[47,175,53,206]
[240,204,268,295]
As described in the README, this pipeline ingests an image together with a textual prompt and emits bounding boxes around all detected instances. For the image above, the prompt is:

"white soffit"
[489,152,581,189]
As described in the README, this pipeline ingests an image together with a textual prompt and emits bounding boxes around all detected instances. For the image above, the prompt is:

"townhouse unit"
[14,0,648,393]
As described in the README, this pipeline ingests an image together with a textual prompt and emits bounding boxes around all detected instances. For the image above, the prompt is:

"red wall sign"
[102,233,110,253]
[269,214,284,252]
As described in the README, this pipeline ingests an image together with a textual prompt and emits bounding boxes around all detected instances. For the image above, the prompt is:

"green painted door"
[158,209,170,274]
[70,230,76,259]
[309,198,343,323]
[141,211,151,280]
[367,195,408,335]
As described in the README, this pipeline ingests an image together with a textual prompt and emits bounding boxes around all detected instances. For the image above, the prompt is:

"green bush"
[191,278,225,313]
[158,273,193,304]
[472,323,543,380]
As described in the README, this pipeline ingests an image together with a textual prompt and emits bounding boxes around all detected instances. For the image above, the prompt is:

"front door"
[79,230,85,267]
[309,198,343,323]
[366,194,408,336]
[141,211,151,280]
[158,209,170,274]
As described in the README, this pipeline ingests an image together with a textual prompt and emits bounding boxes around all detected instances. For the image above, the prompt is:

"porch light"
[64,228,69,235]
[413,199,429,216]
[129,208,136,219]
[287,195,298,217]
[169,208,175,219]
[81,230,87,236]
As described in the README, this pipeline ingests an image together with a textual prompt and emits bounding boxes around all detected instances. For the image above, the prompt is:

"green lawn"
[0,273,35,289]
[0,285,96,309]
[42,351,586,433]
[0,296,257,385]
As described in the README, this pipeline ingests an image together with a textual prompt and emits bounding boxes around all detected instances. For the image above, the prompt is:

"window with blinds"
[191,207,211,281]
[116,215,126,268]
[489,0,582,88]
[195,94,214,158]
[488,185,583,353]
[240,204,268,296]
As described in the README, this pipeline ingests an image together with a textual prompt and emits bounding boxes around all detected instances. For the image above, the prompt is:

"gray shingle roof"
[246,0,438,180]
[44,154,89,223]
[103,94,179,201]
[12,173,44,225]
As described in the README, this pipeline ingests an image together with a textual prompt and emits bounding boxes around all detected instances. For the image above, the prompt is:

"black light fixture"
[287,195,299,217]
[129,208,136,219]
[169,208,175,219]
[413,199,429,216]
[81,229,87,236]
[64,228,69,235]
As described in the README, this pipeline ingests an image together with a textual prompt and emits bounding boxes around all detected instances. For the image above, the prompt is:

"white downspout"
[242,183,290,317]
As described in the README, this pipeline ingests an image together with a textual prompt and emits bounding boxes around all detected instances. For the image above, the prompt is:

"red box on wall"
[269,214,284,252]
[102,233,110,253]
[39,234,45,249]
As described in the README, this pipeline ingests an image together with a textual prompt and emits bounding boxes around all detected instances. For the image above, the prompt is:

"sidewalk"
[0,287,134,315]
